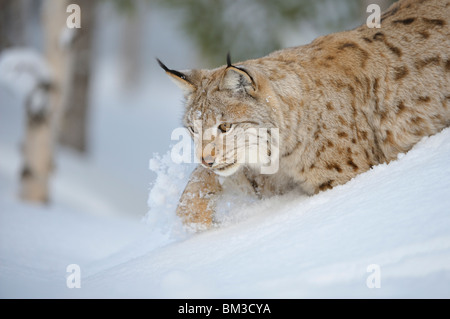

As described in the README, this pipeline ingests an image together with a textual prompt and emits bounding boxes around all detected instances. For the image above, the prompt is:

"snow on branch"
[0,48,53,99]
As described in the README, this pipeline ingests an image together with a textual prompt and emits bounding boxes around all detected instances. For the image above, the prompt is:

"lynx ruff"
[158,0,450,231]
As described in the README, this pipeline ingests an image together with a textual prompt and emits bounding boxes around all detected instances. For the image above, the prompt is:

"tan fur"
[161,0,450,231]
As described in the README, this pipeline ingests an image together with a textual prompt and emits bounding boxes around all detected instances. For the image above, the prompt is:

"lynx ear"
[221,64,256,96]
[157,58,195,94]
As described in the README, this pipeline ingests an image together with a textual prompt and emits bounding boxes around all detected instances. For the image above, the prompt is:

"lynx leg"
[176,165,222,230]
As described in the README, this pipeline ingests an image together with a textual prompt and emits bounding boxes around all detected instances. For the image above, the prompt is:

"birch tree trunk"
[21,0,94,202]
[18,0,69,203]
[20,81,53,203]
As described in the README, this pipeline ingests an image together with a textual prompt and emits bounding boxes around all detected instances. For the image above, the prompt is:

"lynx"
[158,0,450,231]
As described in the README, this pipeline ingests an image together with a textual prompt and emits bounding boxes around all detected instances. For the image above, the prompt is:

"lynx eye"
[218,123,232,133]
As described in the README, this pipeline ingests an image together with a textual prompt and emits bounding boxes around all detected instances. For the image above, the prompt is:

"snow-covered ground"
[1,127,450,298]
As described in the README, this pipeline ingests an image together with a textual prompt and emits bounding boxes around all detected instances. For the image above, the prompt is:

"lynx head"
[158,54,279,176]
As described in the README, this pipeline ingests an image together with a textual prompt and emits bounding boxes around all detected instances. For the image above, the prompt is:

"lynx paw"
[176,192,215,232]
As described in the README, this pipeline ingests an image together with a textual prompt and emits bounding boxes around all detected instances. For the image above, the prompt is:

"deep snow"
[1,127,450,298]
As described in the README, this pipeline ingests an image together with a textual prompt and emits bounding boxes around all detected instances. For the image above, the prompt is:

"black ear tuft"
[156,58,188,80]
[226,52,232,68]
[156,58,169,72]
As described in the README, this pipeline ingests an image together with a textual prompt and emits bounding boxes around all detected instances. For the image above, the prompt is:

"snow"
[1,127,450,298]
[0,48,52,98]
[144,152,195,235]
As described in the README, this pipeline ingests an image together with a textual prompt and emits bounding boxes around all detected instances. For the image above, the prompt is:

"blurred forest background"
[0,0,394,218]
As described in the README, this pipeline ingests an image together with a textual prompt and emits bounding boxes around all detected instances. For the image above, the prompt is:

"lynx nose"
[202,155,215,167]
